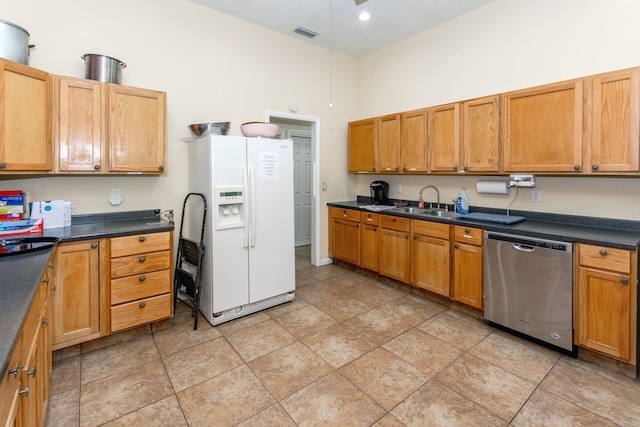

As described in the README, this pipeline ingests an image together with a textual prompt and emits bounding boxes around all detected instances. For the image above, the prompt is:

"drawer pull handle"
[139,275,146,282]
[464,235,472,239]
[599,249,608,256]
[621,277,629,285]
[139,256,146,263]
[139,302,146,308]
[19,385,30,396]
[8,363,20,377]
[27,367,36,377]
[139,236,146,242]
[91,243,98,249]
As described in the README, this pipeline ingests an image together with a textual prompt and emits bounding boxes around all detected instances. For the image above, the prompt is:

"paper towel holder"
[476,177,511,195]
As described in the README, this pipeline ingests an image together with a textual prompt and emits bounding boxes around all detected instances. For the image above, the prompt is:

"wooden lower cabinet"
[451,226,484,309]
[411,220,450,296]
[51,240,105,350]
[360,212,379,271]
[576,244,637,364]
[379,216,411,283]
[329,207,361,265]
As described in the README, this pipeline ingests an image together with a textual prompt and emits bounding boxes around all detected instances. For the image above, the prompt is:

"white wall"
[0,0,359,259]
[353,0,640,220]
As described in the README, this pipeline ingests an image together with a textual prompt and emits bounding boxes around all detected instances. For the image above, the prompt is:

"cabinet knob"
[42,278,49,283]
[454,243,460,249]
[413,235,417,240]
[50,285,56,292]
[599,249,608,256]
[139,236,146,242]
[94,164,100,170]
[621,277,629,285]
[8,363,20,378]
[574,165,581,171]
[139,256,146,263]
[42,318,48,326]
[158,165,164,171]
[404,233,409,239]
[139,302,146,308]
[592,165,599,171]
[453,166,458,172]
[464,228,470,234]
[0,163,6,169]
[463,166,468,172]
[139,275,146,282]
[19,385,30,396]
[27,367,36,377]
[91,243,98,249]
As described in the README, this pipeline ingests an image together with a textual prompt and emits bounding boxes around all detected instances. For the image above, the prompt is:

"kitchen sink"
[398,207,459,219]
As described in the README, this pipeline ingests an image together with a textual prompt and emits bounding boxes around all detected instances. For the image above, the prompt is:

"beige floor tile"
[45,387,79,427]
[372,413,406,427]
[418,310,492,350]
[540,359,640,426]
[302,323,377,368]
[383,328,462,377]
[342,282,406,308]
[50,354,80,396]
[511,388,618,427]
[437,353,537,421]
[264,297,309,318]
[153,314,222,356]
[295,281,346,304]
[226,319,296,361]
[294,270,318,287]
[280,371,386,426]
[249,341,333,399]
[235,403,297,427]
[81,334,160,385]
[274,304,337,339]
[323,272,380,292]
[344,308,410,345]
[79,358,173,426]
[378,295,445,328]
[80,324,151,354]
[470,331,561,383]
[177,365,275,426]
[215,310,271,336]
[340,347,428,410]
[313,295,372,322]
[301,264,350,281]
[52,344,80,362]
[163,336,244,391]
[101,395,188,426]
[392,380,506,426]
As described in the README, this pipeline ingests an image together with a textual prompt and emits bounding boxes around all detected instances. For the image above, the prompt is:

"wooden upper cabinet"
[56,76,104,173]
[401,108,428,172]
[377,114,401,172]
[0,59,52,172]
[589,68,640,173]
[348,118,377,173]
[463,96,500,172]
[108,85,166,173]
[428,103,460,172]
[502,79,584,172]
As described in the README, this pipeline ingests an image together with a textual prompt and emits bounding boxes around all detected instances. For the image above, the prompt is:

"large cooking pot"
[81,53,126,84]
[0,19,35,65]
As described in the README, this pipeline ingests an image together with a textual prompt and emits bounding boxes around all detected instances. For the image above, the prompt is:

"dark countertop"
[329,199,640,250]
[0,209,174,383]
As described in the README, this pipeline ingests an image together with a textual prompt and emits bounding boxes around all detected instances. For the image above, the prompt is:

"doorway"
[266,111,320,267]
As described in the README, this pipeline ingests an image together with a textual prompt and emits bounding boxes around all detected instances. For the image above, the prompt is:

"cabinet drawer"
[413,219,450,239]
[110,250,171,279]
[329,207,360,222]
[111,269,171,305]
[579,244,631,274]
[360,211,379,226]
[454,225,483,246]
[380,215,411,232]
[110,232,171,258]
[111,293,171,332]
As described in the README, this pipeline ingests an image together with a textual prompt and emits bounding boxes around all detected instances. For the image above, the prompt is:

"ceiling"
[188,0,499,57]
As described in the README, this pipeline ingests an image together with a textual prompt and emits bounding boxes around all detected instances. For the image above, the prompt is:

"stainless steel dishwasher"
[484,231,574,353]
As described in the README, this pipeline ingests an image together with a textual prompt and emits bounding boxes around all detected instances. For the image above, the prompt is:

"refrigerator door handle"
[248,164,256,247]
[242,165,249,248]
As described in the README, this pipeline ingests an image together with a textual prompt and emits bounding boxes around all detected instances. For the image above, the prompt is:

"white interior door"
[290,130,312,247]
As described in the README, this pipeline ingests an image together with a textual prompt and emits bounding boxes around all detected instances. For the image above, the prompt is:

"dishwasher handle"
[513,243,535,252]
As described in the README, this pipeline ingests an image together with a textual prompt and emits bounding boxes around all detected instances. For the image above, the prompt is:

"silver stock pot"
[0,19,35,65]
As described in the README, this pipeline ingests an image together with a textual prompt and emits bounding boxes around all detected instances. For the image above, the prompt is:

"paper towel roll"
[476,180,510,195]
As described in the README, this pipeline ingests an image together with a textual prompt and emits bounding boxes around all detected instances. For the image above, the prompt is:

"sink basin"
[398,207,459,219]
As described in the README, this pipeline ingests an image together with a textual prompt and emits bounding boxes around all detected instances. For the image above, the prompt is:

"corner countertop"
[0,209,174,382]
[328,199,640,250]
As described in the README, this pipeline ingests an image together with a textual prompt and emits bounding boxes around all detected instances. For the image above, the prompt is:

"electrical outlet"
[396,184,401,193]
[322,182,327,191]
[531,189,541,202]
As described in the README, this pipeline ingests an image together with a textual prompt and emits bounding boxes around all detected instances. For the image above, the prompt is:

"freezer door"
[246,138,296,303]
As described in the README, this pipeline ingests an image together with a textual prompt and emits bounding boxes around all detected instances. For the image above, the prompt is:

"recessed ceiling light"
[358,11,371,21]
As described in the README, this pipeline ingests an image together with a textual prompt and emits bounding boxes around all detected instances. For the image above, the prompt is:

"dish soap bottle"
[418,195,424,209]
[457,188,469,214]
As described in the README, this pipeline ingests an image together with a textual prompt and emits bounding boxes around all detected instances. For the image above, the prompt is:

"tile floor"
[45,246,640,426]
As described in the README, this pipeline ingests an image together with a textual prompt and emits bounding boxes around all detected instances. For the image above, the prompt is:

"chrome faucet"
[418,185,440,209]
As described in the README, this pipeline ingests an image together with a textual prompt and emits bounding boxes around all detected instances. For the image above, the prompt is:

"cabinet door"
[452,242,483,309]
[503,80,583,172]
[377,114,401,172]
[361,223,378,272]
[429,103,460,172]
[0,59,52,172]
[401,109,428,172]
[576,266,633,361]
[348,118,377,173]
[379,227,411,283]
[108,85,166,173]
[56,76,104,173]
[590,68,640,173]
[330,218,361,265]
[411,234,450,296]
[52,241,102,349]
[463,96,500,172]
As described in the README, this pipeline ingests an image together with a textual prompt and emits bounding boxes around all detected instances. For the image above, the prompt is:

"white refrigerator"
[188,135,295,325]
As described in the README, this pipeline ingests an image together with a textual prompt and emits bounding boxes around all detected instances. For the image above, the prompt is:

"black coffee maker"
[370,181,392,205]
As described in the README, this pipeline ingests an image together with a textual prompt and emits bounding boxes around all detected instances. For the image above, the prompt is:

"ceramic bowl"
[240,122,279,138]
